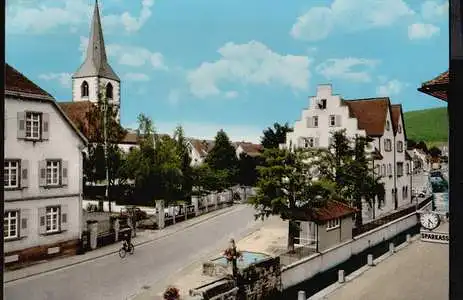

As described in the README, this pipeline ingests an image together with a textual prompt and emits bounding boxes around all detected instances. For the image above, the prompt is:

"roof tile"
[343,97,390,136]
[5,64,53,98]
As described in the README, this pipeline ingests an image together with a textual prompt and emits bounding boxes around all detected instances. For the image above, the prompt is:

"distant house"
[4,64,88,266]
[294,200,358,252]
[282,84,413,224]
[187,138,215,166]
[235,142,263,158]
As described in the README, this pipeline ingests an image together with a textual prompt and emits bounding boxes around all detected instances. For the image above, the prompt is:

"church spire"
[72,0,120,81]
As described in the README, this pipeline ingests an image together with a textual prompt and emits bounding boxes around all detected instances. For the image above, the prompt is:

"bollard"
[298,290,306,300]
[367,254,374,266]
[406,234,411,243]
[338,270,345,283]
[389,242,395,254]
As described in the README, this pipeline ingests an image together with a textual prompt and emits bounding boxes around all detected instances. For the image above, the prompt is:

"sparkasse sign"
[420,231,449,244]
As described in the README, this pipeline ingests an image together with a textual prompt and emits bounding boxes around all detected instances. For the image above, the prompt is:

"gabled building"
[235,142,263,158]
[186,138,215,166]
[4,64,88,266]
[283,84,413,223]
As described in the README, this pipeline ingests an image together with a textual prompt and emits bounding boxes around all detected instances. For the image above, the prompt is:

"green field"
[404,107,448,146]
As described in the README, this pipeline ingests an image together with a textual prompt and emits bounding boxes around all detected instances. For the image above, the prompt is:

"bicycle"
[118,240,135,258]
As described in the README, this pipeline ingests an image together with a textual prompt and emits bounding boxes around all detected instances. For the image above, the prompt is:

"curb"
[4,205,243,284]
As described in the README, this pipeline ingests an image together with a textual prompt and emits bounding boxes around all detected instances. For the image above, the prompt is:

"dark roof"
[342,97,391,137]
[237,142,263,157]
[390,104,407,140]
[5,64,53,98]
[6,64,87,144]
[292,200,358,223]
[188,139,215,157]
[417,70,448,102]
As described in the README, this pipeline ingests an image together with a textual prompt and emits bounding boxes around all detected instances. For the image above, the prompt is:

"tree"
[407,139,416,149]
[250,148,335,252]
[173,126,194,202]
[416,141,429,153]
[429,146,442,158]
[205,130,239,191]
[260,122,293,149]
[237,152,263,187]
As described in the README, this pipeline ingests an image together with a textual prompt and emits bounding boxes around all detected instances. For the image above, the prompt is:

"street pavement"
[320,239,448,300]
[4,204,261,300]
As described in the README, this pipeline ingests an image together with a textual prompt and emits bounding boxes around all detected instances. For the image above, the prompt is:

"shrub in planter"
[163,286,180,300]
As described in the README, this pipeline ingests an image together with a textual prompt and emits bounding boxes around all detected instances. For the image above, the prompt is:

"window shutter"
[335,115,341,127]
[42,113,50,140]
[306,117,312,128]
[61,161,69,186]
[314,137,320,148]
[38,207,47,234]
[61,205,69,231]
[39,160,47,187]
[20,209,31,238]
[21,160,29,188]
[17,112,26,139]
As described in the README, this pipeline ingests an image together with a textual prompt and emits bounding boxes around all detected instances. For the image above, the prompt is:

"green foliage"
[429,146,442,158]
[404,107,448,144]
[260,122,293,149]
[237,153,263,187]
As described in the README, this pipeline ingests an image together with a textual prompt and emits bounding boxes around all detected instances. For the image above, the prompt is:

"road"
[5,204,260,300]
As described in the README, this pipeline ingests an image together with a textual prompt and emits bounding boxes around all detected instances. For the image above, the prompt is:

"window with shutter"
[21,160,29,188]
[42,113,50,140]
[20,209,30,238]
[329,115,336,127]
[39,160,47,187]
[313,116,319,127]
[4,160,20,189]
[4,210,19,239]
[61,161,69,186]
[61,205,69,231]
[17,112,26,139]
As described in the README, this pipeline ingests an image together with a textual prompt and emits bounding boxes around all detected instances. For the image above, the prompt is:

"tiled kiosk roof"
[417,70,448,102]
[289,200,358,224]
[5,64,87,144]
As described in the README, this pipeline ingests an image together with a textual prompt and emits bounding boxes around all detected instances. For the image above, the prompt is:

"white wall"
[281,211,420,289]
[4,97,85,252]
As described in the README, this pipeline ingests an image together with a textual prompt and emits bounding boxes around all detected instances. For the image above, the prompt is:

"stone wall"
[238,257,281,300]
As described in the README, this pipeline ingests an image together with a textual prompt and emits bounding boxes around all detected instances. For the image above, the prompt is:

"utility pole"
[103,94,111,213]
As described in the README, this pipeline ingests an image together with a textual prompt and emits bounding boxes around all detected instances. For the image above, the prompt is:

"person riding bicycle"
[121,234,132,251]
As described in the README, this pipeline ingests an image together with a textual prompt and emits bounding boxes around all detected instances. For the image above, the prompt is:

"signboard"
[420,231,449,244]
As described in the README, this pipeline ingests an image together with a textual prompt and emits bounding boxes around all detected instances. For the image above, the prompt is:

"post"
[114,219,120,242]
[184,204,188,220]
[102,95,111,213]
[172,206,176,225]
[156,200,165,229]
[298,290,306,300]
[389,242,395,254]
[406,234,411,243]
[367,254,374,266]
[338,270,345,283]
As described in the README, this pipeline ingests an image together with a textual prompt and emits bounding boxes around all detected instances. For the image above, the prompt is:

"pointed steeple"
[73,0,120,81]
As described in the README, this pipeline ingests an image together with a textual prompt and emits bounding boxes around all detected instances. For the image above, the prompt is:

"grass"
[404,107,448,146]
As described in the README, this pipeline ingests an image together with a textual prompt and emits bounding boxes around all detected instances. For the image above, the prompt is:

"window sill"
[42,185,67,189]
[5,236,26,242]
[4,187,23,191]
[326,226,340,232]
[20,138,47,142]
[41,230,67,236]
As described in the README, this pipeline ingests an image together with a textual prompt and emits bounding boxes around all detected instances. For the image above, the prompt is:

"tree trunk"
[355,198,363,228]
[287,220,297,253]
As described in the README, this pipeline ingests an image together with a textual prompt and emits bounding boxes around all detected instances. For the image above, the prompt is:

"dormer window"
[386,120,391,131]
[81,81,89,98]
[106,83,113,99]
[318,99,327,109]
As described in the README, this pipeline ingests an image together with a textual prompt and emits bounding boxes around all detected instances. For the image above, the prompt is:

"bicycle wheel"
[129,243,135,255]
[119,247,127,258]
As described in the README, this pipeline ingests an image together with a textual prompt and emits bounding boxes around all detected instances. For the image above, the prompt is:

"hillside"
[404,107,448,145]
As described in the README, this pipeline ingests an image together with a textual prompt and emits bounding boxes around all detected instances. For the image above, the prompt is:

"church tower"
[72,0,121,121]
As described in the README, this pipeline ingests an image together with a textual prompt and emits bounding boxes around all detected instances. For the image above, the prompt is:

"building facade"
[4,64,88,265]
[283,84,412,223]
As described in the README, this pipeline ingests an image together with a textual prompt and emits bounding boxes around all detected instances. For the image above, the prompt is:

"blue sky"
[6,0,449,143]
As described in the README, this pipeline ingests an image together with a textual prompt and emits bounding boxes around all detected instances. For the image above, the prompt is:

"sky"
[6,0,449,143]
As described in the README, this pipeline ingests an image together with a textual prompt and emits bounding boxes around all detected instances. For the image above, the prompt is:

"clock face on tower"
[420,213,441,230]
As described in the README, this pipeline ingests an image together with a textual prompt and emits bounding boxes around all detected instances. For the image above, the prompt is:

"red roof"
[5,64,53,98]
[342,98,391,137]
[188,139,215,157]
[292,200,358,223]
[237,142,263,157]
[418,70,448,101]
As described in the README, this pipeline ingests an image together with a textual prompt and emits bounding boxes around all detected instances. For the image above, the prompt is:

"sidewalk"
[132,215,289,300]
[4,205,240,284]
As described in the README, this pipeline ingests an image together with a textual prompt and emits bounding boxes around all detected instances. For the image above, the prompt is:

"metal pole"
[103,96,110,213]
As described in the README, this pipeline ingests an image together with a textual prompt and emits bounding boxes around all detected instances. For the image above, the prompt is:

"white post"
[389,242,395,254]
[338,270,345,283]
[156,200,165,229]
[114,219,120,242]
[184,204,188,220]
[406,234,411,243]
[367,254,374,266]
[172,206,176,225]
[298,290,306,300]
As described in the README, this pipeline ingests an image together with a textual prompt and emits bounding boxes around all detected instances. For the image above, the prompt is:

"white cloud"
[376,79,407,96]
[124,121,263,144]
[38,72,72,88]
[316,58,379,82]
[187,40,311,98]
[420,1,448,21]
[408,23,440,40]
[7,0,154,34]
[125,73,150,81]
[290,0,414,41]
[225,91,239,99]
[79,36,167,70]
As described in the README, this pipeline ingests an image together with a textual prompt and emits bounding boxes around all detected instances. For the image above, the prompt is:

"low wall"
[281,211,419,290]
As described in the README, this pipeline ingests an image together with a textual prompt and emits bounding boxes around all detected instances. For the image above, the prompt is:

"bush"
[163,286,180,300]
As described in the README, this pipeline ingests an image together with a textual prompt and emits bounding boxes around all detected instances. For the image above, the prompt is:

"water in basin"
[211,251,271,268]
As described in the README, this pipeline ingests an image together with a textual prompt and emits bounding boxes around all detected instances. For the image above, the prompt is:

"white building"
[4,64,88,265]
[235,142,263,158]
[283,84,412,223]
[186,139,215,166]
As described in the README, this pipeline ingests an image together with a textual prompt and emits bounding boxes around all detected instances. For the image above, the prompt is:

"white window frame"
[397,162,404,176]
[386,121,391,131]
[25,112,41,140]
[327,218,340,230]
[4,210,19,239]
[313,116,319,127]
[46,160,61,186]
[387,164,392,176]
[397,141,403,152]
[384,139,392,152]
[4,160,19,189]
[329,115,336,127]
[46,206,60,233]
